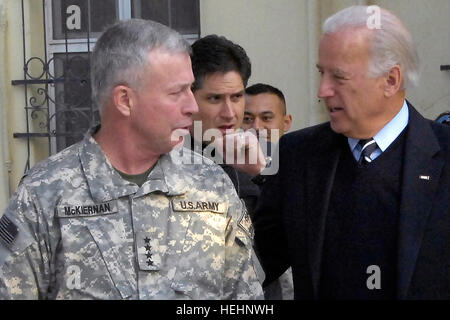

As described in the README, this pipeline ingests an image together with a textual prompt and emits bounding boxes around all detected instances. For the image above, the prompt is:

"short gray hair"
[323,6,420,90]
[91,19,191,115]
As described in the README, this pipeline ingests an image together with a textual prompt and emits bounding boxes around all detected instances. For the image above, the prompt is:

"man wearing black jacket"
[254,6,450,300]
[188,35,262,219]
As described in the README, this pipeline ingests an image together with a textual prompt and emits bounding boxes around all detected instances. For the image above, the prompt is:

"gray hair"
[91,19,191,115]
[323,6,420,90]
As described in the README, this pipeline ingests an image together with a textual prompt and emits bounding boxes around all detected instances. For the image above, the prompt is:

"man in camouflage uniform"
[0,19,263,300]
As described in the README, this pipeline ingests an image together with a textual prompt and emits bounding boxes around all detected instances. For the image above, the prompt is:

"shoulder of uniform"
[19,142,82,184]
[168,146,239,198]
[182,146,216,166]
[169,146,226,174]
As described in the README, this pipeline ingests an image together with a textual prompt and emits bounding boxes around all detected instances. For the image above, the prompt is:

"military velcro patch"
[0,215,19,246]
[56,200,118,218]
[237,203,254,239]
[171,199,227,214]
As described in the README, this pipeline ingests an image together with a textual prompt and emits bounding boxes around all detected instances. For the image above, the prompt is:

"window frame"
[44,0,199,154]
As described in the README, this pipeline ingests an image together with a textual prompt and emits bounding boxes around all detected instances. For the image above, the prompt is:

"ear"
[384,65,403,97]
[112,85,134,117]
[283,114,293,133]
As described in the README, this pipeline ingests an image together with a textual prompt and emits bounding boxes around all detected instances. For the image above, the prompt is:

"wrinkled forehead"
[321,26,372,51]
[319,27,372,66]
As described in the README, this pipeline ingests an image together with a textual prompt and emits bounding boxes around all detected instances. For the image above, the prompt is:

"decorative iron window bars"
[11,0,97,174]
[11,0,199,174]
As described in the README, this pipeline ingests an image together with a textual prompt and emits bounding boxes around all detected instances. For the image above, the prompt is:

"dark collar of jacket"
[304,102,445,299]
[187,136,260,198]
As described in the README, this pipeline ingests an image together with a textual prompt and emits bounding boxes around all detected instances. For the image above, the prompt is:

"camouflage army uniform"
[0,128,264,300]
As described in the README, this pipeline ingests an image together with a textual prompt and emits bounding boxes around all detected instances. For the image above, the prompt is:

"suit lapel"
[306,128,342,299]
[397,105,444,299]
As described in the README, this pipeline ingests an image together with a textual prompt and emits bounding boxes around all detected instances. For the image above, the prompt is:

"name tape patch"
[0,215,19,245]
[171,200,227,214]
[57,200,118,218]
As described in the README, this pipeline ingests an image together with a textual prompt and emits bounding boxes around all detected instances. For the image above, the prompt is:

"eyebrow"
[316,64,351,78]
[244,110,276,117]
[332,69,351,78]
[207,89,245,96]
[170,82,193,91]
[231,89,246,96]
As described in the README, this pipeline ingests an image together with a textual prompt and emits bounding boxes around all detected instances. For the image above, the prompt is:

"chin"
[330,121,346,134]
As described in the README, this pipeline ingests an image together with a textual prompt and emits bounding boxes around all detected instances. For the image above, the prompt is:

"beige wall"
[0,0,49,211]
[200,0,322,131]
[375,0,450,120]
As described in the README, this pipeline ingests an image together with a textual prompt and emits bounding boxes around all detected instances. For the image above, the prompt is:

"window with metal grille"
[12,0,200,172]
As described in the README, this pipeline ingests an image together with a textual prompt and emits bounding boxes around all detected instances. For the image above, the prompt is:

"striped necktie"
[358,138,378,165]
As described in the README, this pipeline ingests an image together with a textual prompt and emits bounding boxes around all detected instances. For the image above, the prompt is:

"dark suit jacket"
[254,103,450,299]
[220,164,260,219]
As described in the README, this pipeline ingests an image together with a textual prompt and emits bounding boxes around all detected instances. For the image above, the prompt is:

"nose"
[183,89,199,115]
[317,74,334,99]
[252,117,263,130]
[220,98,235,119]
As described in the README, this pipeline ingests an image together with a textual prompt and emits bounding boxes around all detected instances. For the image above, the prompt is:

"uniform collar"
[79,126,187,203]
[137,148,188,198]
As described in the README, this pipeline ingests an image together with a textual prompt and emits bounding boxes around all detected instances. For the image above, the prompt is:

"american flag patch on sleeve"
[0,215,19,246]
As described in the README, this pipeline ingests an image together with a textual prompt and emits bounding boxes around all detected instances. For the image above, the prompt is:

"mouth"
[218,125,235,135]
[173,125,191,135]
[328,107,344,114]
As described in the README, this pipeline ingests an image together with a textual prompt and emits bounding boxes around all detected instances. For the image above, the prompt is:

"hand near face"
[210,130,267,177]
